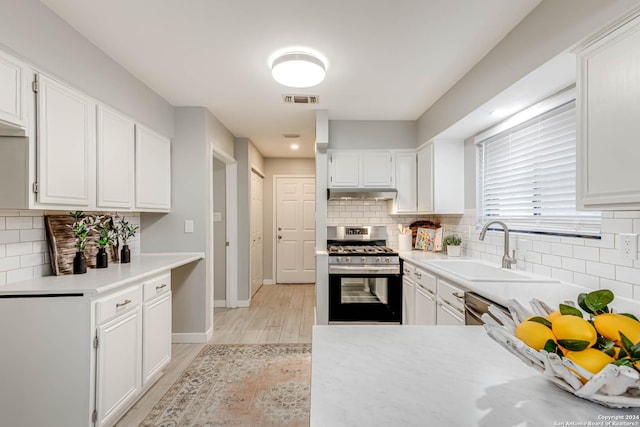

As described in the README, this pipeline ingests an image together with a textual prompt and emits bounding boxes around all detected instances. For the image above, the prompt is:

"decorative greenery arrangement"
[94,216,116,249]
[115,215,139,246]
[443,234,462,247]
[68,211,101,252]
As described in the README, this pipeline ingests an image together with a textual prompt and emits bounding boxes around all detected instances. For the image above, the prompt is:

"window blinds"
[477,100,600,236]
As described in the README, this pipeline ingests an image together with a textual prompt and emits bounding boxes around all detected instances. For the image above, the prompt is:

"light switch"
[213,212,222,222]
[184,220,194,233]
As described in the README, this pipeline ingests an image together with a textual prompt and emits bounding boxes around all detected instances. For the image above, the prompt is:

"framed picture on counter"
[415,228,434,251]
[434,227,443,252]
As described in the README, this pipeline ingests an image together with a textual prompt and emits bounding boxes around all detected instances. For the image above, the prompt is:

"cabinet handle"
[116,299,132,308]
[156,284,168,291]
[415,272,422,279]
[453,292,465,301]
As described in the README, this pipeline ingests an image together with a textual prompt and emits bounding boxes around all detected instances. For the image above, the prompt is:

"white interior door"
[250,170,264,297]
[276,177,316,283]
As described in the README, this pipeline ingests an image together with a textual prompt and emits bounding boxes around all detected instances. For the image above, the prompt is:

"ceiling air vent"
[282,94,319,104]
[283,133,300,139]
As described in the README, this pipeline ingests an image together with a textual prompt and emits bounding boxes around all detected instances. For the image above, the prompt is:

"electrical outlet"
[184,220,194,233]
[619,233,638,260]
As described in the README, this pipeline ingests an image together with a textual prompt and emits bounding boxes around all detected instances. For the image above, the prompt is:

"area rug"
[140,343,312,427]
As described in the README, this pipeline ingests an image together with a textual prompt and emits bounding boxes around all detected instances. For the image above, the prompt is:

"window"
[477,93,600,237]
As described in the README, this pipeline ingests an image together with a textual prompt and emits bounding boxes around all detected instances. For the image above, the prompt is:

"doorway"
[275,176,316,283]
[213,157,226,307]
[250,169,264,297]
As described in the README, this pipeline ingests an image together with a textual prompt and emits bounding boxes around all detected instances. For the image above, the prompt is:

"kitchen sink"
[426,259,559,283]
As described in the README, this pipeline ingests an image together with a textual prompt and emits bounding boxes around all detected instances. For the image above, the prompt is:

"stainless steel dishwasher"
[464,291,509,325]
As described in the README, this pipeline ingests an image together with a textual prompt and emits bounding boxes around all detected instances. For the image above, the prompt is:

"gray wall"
[0,0,174,137]
[235,138,251,302]
[213,157,226,301]
[417,0,640,144]
[263,158,316,282]
[329,120,417,149]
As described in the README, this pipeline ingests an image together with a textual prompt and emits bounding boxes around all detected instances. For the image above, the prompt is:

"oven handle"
[329,266,400,273]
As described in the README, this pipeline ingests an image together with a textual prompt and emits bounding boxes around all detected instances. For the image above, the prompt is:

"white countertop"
[399,251,640,314]
[311,325,640,426]
[0,252,204,296]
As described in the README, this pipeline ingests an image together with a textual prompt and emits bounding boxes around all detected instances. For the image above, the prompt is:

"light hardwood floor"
[116,284,315,426]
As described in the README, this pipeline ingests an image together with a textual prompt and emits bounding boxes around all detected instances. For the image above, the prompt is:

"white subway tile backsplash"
[601,279,634,299]
[541,254,562,268]
[532,264,551,277]
[616,265,640,286]
[6,242,32,257]
[586,261,615,280]
[0,245,4,257]
[0,217,4,230]
[0,210,20,216]
[20,229,45,242]
[7,267,33,283]
[5,216,33,230]
[561,257,586,273]
[573,272,600,290]
[551,243,572,257]
[551,268,574,283]
[0,256,21,272]
[18,210,44,217]
[20,253,43,268]
[614,211,640,219]
[0,230,20,244]
[0,272,5,285]
[601,218,633,234]
[531,241,551,253]
[572,246,599,261]
[600,248,633,267]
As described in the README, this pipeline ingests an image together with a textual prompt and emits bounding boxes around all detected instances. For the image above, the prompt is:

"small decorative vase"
[447,245,462,257]
[120,244,131,264]
[96,248,108,269]
[73,251,87,274]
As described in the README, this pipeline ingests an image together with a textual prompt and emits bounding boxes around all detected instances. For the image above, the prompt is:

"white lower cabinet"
[402,262,415,324]
[436,278,465,326]
[142,274,172,385]
[414,283,436,325]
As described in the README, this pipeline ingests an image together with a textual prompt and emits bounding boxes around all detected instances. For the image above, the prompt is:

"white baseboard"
[172,327,213,344]
[262,279,274,285]
[214,299,227,308]
[236,299,250,308]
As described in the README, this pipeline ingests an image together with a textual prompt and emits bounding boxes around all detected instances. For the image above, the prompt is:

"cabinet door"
[135,125,171,211]
[436,301,464,325]
[402,276,414,325]
[362,151,393,187]
[393,152,417,212]
[415,284,436,325]
[142,292,171,385]
[97,105,135,209]
[577,14,640,209]
[328,151,360,187]
[417,143,433,212]
[0,50,28,131]
[95,308,142,427]
[37,74,93,206]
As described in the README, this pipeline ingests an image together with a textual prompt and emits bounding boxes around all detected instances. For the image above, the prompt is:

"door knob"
[278,235,282,239]
[278,227,282,231]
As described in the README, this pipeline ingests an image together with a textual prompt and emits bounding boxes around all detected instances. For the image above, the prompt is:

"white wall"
[213,157,226,302]
[0,0,174,137]
[329,120,417,149]
[263,158,316,282]
[417,0,640,144]
[0,210,140,286]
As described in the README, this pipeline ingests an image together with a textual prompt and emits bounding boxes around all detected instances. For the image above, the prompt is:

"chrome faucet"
[479,220,517,269]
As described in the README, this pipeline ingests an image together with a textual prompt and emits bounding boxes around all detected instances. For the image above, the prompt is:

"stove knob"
[361,256,366,263]
[336,257,342,263]
[346,257,351,263]
[385,257,390,264]
[375,256,382,263]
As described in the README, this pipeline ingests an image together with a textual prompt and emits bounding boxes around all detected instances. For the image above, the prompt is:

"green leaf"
[559,304,583,318]
[584,289,614,313]
[557,339,591,351]
[620,313,640,321]
[619,345,629,359]
[528,316,552,329]
[613,358,634,368]
[620,331,635,355]
[543,339,558,354]
[577,293,592,314]
[595,336,616,357]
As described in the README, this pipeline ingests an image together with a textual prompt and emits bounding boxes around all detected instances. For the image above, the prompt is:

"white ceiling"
[40,0,544,158]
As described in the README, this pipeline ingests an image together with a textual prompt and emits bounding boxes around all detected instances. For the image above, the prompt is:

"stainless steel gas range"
[327,226,402,324]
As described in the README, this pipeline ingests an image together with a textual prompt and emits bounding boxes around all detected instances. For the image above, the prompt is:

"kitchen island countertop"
[311,325,640,426]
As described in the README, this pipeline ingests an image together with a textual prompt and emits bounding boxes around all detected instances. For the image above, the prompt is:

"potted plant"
[115,216,139,263]
[94,216,110,268]
[68,211,100,274]
[444,234,462,257]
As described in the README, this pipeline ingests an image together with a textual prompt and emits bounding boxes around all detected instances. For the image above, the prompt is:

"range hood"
[327,188,397,201]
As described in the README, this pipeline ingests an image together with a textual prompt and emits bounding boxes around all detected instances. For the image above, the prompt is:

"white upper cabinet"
[576,12,640,210]
[97,104,135,209]
[36,74,94,207]
[392,151,417,213]
[328,150,393,188]
[135,125,171,211]
[362,151,393,187]
[417,139,463,214]
[0,50,30,134]
[328,151,360,187]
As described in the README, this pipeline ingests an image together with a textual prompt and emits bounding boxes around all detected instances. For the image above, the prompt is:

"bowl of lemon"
[483,289,640,408]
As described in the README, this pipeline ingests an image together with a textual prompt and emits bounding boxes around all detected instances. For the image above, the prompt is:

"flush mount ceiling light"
[271,52,326,88]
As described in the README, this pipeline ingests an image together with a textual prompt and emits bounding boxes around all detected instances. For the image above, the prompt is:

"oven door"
[329,273,402,323]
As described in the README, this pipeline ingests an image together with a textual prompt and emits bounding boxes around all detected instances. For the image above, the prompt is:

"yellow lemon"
[515,320,556,351]
[565,348,615,383]
[551,315,597,348]
[547,311,562,322]
[594,313,640,345]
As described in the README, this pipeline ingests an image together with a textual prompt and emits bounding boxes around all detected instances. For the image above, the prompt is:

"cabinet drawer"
[437,279,465,312]
[402,262,415,277]
[413,268,436,294]
[96,286,141,324]
[143,273,171,302]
